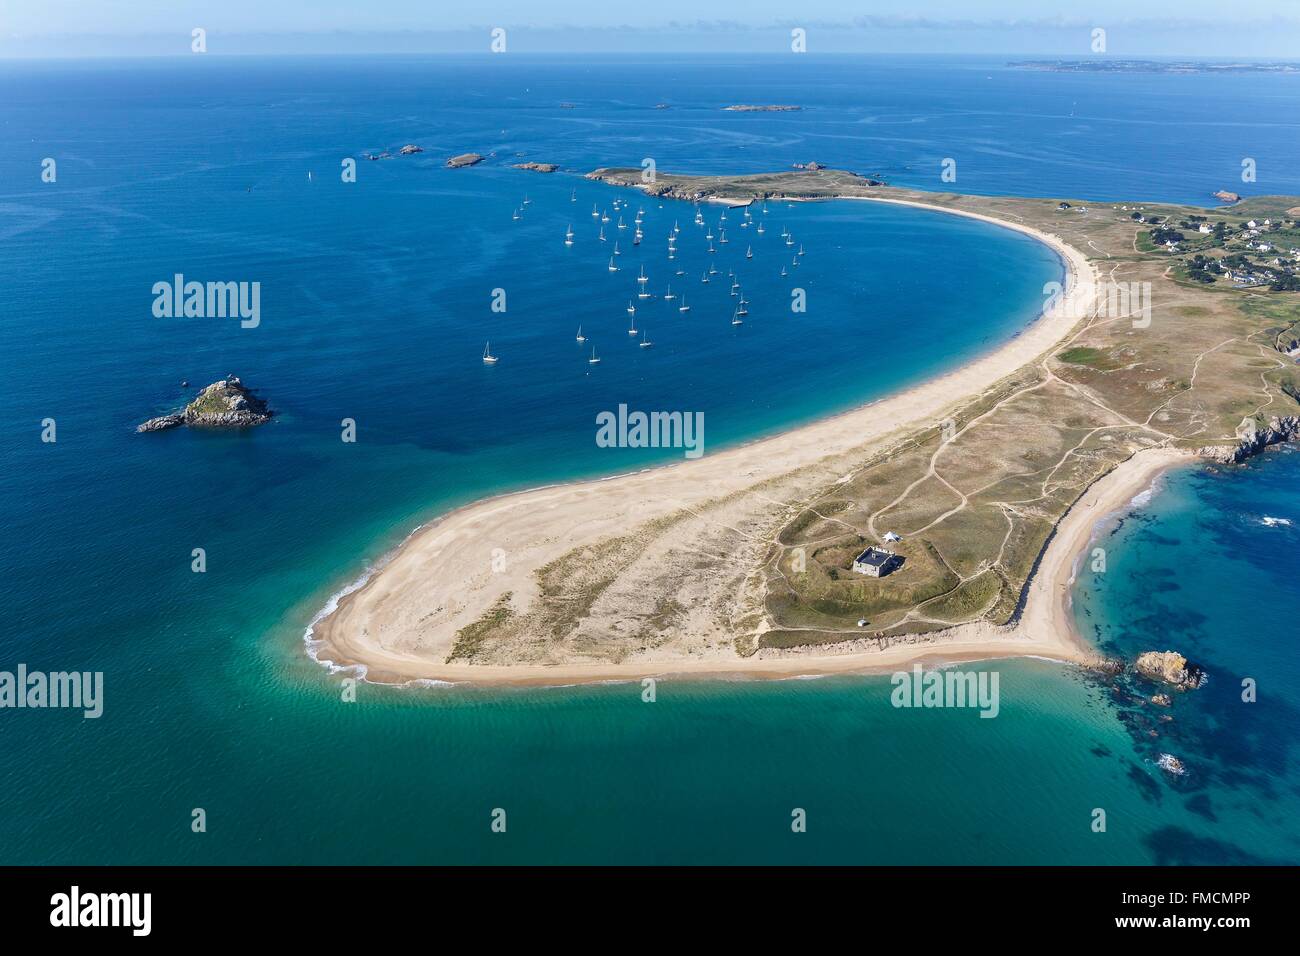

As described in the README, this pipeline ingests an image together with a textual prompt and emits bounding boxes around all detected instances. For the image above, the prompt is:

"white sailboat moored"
[482,342,499,365]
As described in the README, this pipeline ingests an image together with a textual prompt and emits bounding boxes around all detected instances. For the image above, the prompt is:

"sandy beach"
[308,196,1187,686]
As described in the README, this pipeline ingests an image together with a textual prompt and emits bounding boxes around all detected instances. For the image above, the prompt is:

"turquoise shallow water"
[1,55,1297,864]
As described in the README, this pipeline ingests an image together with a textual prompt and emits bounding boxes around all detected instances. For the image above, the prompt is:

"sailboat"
[757,222,765,235]
[639,331,653,349]
[613,241,621,256]
[736,301,748,316]
[785,234,794,247]
[601,210,610,223]
[731,309,744,326]
[780,265,787,277]
[663,285,676,300]
[523,195,531,205]
[564,224,574,246]
[797,244,805,257]
[679,295,690,313]
[512,209,521,221]
[701,271,710,284]
[719,230,729,244]
[628,316,638,335]
[707,241,716,254]
[638,266,648,284]
[617,216,626,230]
[599,227,607,242]
[570,188,577,202]
[592,204,599,218]
[746,246,753,259]
[588,346,601,365]
[627,300,636,315]
[608,256,618,272]
[576,327,586,343]
[482,342,499,365]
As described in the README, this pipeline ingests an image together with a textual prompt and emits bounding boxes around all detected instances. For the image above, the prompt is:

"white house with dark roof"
[853,547,900,578]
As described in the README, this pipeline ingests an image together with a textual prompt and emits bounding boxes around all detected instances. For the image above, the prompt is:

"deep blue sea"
[0,55,1297,864]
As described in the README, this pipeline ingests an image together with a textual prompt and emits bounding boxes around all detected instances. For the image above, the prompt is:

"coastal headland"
[310,169,1300,685]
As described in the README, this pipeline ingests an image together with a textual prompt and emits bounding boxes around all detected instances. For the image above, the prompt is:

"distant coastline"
[1011,59,1300,74]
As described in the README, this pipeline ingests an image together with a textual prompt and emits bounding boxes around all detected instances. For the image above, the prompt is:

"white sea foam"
[1261,516,1292,527]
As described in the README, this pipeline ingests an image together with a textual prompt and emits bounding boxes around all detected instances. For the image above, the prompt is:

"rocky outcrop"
[1198,415,1300,464]
[446,153,484,168]
[137,414,185,433]
[398,144,423,155]
[1213,190,1241,203]
[513,162,558,173]
[137,376,272,433]
[724,104,802,112]
[1135,651,1205,690]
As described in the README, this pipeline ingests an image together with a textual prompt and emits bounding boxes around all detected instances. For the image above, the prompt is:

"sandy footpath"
[307,197,1178,686]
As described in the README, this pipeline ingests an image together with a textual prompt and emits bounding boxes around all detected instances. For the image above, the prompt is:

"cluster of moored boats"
[484,188,807,365]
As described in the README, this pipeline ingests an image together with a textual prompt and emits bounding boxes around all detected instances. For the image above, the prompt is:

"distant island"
[1012,60,1300,74]
[723,104,802,112]
[137,376,271,432]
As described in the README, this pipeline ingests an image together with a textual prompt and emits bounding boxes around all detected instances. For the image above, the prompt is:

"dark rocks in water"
[397,144,423,155]
[137,376,272,433]
[446,153,484,168]
[512,162,558,173]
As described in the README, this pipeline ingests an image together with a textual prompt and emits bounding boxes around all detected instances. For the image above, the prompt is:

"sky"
[2,0,1298,57]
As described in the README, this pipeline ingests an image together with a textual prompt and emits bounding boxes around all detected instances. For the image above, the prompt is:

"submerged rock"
[1135,650,1205,690]
[137,376,271,433]
[1157,753,1187,775]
